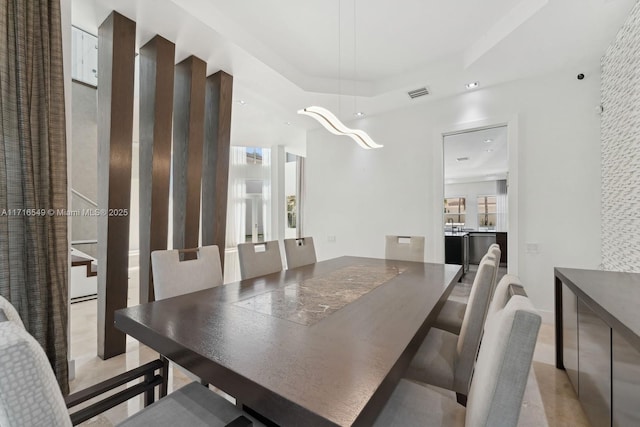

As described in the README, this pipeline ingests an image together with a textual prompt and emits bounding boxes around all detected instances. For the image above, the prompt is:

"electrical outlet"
[327,235,336,242]
[526,243,539,254]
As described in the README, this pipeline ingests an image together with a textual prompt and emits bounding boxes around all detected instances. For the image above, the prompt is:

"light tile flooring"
[69,268,591,426]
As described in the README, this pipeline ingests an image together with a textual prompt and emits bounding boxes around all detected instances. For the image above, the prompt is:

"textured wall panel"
[601,2,640,271]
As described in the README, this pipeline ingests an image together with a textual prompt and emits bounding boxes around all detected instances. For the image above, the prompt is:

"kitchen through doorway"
[443,125,509,273]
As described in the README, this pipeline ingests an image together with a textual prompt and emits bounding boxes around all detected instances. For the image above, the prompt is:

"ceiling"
[71,0,636,152]
[444,127,508,183]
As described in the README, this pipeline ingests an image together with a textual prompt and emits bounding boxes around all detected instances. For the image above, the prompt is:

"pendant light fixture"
[297,0,382,149]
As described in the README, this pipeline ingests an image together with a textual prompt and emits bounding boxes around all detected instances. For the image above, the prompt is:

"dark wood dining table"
[114,256,462,426]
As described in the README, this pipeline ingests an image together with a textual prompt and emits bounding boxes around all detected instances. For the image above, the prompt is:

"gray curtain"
[0,0,69,394]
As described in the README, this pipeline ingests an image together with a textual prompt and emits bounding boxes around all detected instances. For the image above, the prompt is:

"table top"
[115,256,462,426]
[555,267,640,352]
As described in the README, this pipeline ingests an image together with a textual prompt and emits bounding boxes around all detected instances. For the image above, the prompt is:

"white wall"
[305,67,602,316]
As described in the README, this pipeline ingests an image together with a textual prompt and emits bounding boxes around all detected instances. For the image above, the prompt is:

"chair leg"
[144,372,155,406]
[160,355,169,398]
[456,392,467,407]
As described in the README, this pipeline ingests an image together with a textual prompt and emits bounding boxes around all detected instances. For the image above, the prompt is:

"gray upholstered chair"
[151,245,224,301]
[0,295,24,328]
[0,320,260,427]
[487,274,522,318]
[403,258,496,401]
[284,237,317,269]
[238,240,283,280]
[433,253,497,335]
[487,245,501,297]
[374,294,541,427]
[434,246,502,335]
[385,235,425,262]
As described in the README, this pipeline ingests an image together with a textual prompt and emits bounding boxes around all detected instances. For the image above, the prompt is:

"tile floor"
[68,267,591,426]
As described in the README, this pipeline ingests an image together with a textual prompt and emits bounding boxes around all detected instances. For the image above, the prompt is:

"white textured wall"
[306,68,602,316]
[601,1,640,272]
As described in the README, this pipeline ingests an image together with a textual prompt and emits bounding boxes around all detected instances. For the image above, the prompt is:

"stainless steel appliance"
[469,232,496,264]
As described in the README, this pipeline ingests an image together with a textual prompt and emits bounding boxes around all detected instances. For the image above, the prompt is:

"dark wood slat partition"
[172,56,206,255]
[97,12,136,359]
[202,71,233,268]
[139,36,175,304]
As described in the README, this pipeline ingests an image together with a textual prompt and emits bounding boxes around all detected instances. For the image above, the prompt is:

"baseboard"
[538,309,553,325]
[68,358,76,381]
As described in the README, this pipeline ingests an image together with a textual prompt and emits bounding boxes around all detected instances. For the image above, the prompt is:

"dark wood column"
[172,56,206,253]
[202,71,233,268]
[139,36,175,304]
[96,12,136,359]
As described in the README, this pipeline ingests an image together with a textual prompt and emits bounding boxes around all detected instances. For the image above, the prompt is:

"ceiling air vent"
[456,157,469,162]
[407,87,430,99]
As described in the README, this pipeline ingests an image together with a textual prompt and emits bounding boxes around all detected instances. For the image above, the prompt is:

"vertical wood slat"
[172,56,206,254]
[139,36,175,304]
[202,71,233,269]
[97,12,136,359]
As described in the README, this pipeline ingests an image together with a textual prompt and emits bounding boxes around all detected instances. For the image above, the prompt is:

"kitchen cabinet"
[445,232,469,273]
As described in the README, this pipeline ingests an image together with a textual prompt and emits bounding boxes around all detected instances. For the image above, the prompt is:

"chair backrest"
[284,237,317,269]
[0,295,25,328]
[487,245,501,293]
[0,322,72,427]
[385,235,425,262]
[487,274,522,318]
[465,295,541,427]
[238,240,283,280]
[151,245,223,301]
[453,257,496,394]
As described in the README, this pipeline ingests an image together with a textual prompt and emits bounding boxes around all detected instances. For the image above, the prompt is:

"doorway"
[442,125,510,272]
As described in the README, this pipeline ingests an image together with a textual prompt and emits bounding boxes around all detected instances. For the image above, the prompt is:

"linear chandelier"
[298,106,383,150]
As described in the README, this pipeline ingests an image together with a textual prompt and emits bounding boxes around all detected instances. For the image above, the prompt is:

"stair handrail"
[71,189,98,207]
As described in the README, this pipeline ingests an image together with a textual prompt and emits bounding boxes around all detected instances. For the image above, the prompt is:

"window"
[444,197,466,227]
[246,147,263,164]
[477,195,497,229]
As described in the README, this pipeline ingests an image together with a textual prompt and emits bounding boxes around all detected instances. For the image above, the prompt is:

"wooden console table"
[555,267,640,427]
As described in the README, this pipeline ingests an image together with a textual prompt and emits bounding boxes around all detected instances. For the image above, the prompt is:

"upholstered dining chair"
[434,246,501,335]
[238,240,283,280]
[0,295,24,328]
[0,320,259,427]
[403,258,496,403]
[385,235,425,262]
[0,296,260,427]
[284,237,317,269]
[374,294,541,427]
[151,245,223,301]
[151,245,226,387]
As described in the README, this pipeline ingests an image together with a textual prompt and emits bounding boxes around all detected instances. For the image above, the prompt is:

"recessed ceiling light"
[284,121,291,126]
[354,112,365,117]
[465,81,479,89]
[483,139,492,143]
[485,149,493,153]
[456,157,469,162]
[236,100,247,105]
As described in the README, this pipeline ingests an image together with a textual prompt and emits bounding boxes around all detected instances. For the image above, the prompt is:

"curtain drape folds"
[0,0,69,394]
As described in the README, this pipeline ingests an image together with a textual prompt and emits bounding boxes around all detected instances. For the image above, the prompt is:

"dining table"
[114,256,462,426]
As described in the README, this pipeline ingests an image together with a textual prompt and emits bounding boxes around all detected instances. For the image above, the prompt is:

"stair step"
[71,254,98,278]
